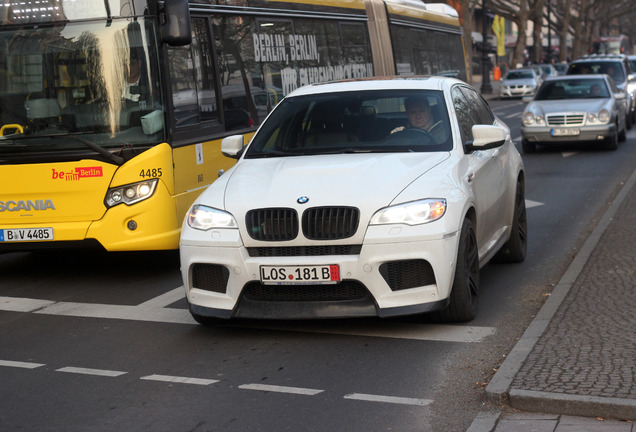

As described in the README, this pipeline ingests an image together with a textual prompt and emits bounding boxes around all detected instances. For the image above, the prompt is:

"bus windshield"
[0,18,164,162]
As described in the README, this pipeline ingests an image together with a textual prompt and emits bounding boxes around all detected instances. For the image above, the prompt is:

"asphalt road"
[2,98,636,432]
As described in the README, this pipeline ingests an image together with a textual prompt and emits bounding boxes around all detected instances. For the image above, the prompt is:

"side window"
[168,18,219,129]
[452,86,478,142]
[460,87,495,125]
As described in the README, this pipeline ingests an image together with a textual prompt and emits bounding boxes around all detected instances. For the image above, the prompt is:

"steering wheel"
[403,127,435,144]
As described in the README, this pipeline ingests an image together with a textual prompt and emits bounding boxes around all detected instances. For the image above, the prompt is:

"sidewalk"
[467,149,636,429]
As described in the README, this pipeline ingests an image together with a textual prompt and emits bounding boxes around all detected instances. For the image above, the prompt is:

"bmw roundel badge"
[297,196,309,204]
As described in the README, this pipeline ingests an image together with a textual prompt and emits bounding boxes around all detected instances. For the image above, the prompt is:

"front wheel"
[521,138,536,153]
[435,218,479,322]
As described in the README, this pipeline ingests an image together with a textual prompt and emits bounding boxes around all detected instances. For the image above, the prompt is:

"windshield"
[505,71,534,80]
[245,90,453,158]
[0,18,164,163]
[535,79,609,100]
[567,61,626,84]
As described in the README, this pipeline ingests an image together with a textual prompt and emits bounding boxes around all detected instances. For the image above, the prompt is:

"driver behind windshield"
[391,97,445,141]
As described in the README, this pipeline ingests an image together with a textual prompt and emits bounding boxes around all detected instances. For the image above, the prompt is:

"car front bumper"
[180,224,461,320]
[499,87,536,98]
[521,124,616,144]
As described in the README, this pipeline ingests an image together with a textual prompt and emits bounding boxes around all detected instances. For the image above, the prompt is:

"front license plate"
[260,265,340,285]
[0,228,54,242]
[551,128,580,136]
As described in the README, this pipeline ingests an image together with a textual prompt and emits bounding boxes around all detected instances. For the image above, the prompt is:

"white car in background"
[180,77,526,324]
[500,68,542,99]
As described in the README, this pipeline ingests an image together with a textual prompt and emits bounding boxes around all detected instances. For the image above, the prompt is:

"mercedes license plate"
[0,228,54,242]
[260,264,340,285]
[551,128,580,136]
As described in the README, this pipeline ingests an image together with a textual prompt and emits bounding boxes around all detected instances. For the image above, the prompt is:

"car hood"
[528,99,609,114]
[213,152,450,244]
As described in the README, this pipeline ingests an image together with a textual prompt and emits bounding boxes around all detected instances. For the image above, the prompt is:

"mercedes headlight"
[370,199,446,226]
[187,205,238,231]
[105,179,158,207]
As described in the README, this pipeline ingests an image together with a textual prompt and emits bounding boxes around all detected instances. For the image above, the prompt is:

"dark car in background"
[567,54,636,127]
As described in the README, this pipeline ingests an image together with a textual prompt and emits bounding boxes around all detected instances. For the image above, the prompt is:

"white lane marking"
[246,322,496,343]
[239,383,324,396]
[137,288,185,309]
[0,296,55,312]
[526,199,543,209]
[0,296,496,342]
[0,359,45,369]
[56,366,127,377]
[140,374,218,386]
[344,393,433,406]
[0,297,196,325]
[503,113,519,120]
[562,152,578,157]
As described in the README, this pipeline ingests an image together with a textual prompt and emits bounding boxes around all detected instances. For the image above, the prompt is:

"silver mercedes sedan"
[520,74,628,152]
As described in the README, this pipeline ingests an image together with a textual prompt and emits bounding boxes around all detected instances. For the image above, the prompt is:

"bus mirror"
[161,0,192,46]
[221,135,245,159]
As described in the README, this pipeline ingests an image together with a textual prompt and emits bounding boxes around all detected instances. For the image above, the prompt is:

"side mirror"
[221,135,245,159]
[465,125,507,152]
[522,95,533,103]
[615,92,626,100]
[161,0,192,46]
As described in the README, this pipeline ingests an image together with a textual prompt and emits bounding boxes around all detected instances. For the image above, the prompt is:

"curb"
[485,166,636,412]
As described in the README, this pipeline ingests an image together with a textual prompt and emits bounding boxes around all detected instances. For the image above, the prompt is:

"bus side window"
[167,17,219,128]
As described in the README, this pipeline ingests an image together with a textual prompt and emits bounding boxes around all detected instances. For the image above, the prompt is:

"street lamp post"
[481,0,492,94]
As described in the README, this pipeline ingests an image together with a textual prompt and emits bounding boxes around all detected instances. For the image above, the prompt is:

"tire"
[618,125,627,142]
[436,218,479,323]
[521,138,536,153]
[605,128,618,151]
[494,180,527,263]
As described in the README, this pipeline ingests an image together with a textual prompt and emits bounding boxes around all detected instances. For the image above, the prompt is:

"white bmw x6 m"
[180,77,526,323]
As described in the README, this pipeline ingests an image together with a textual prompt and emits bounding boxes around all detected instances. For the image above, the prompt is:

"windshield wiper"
[1,132,124,165]
[58,134,124,165]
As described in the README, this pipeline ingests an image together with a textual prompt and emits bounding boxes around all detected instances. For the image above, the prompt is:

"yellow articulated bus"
[0,0,467,252]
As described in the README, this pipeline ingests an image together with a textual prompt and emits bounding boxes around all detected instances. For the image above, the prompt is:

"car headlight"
[370,199,446,226]
[187,205,238,231]
[522,112,544,126]
[588,109,610,124]
[105,178,158,208]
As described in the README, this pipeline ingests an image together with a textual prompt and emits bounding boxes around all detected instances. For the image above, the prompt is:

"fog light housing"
[127,220,138,231]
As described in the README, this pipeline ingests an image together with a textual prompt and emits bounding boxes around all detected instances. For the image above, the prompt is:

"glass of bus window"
[0,18,164,153]
[168,17,219,129]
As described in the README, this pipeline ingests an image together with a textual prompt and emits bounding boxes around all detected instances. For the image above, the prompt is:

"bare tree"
[488,0,545,68]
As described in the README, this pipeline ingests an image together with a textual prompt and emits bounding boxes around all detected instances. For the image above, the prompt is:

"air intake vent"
[302,206,359,240]
[192,264,230,294]
[379,259,436,291]
[246,208,299,241]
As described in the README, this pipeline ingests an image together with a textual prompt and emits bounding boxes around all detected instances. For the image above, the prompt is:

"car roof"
[284,76,462,97]
[544,74,607,82]
[571,54,628,64]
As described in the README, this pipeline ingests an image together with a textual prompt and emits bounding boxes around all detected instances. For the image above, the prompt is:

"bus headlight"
[105,178,158,207]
